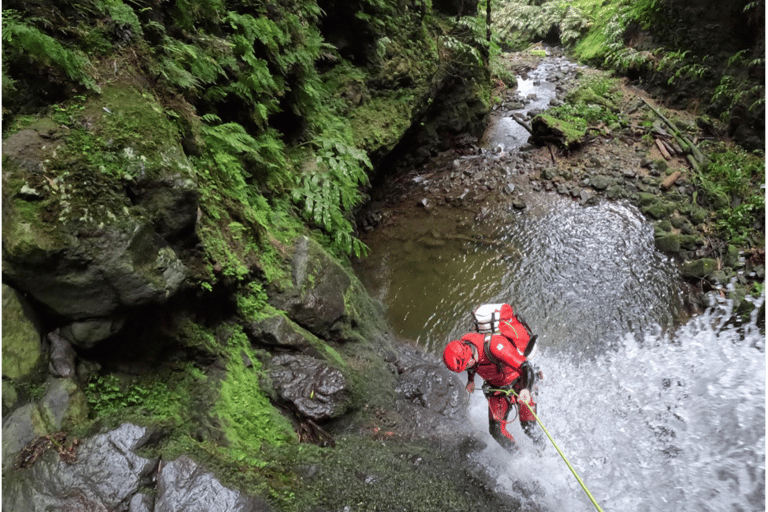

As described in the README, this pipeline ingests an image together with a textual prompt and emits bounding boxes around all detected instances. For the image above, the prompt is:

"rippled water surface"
[355,193,686,356]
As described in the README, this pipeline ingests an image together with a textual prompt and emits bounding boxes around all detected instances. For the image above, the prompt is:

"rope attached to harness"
[483,387,605,512]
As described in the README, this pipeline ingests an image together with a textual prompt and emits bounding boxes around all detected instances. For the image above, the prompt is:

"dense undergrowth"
[495,0,765,136]
[495,0,764,253]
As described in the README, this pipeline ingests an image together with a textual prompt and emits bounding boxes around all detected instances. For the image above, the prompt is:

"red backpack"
[472,303,536,357]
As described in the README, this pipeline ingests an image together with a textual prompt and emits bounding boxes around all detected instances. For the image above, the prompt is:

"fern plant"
[2,9,99,92]
[292,131,371,258]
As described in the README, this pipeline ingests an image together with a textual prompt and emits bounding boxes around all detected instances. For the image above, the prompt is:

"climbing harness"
[482,386,605,512]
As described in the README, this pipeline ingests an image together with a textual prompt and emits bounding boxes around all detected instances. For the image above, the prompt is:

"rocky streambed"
[357,47,765,329]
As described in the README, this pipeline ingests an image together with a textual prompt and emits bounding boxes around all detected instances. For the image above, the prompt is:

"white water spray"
[467,297,765,511]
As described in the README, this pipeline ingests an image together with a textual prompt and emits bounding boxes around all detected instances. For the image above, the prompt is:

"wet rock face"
[267,236,388,344]
[269,354,350,421]
[396,364,468,420]
[2,85,196,332]
[2,424,272,512]
[2,423,158,511]
[156,456,272,512]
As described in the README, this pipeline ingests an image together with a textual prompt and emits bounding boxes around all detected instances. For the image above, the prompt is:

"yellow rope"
[485,387,605,512]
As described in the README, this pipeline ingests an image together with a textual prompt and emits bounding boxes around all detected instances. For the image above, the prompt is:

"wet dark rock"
[155,455,272,512]
[2,423,159,511]
[133,181,199,245]
[246,314,313,352]
[269,354,350,421]
[267,236,387,344]
[395,364,467,420]
[47,331,76,378]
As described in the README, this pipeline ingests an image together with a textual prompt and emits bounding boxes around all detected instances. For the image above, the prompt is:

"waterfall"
[468,296,765,511]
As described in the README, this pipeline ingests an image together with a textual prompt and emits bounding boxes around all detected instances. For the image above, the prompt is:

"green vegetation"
[2,9,99,94]
[534,73,623,146]
[213,326,296,466]
[86,374,181,419]
[697,142,765,245]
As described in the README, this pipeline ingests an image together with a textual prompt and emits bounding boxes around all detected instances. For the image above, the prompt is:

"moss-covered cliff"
[2,0,495,509]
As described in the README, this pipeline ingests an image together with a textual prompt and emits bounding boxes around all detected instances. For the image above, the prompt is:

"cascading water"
[468,297,764,512]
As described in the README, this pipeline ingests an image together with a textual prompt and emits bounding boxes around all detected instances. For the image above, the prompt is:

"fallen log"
[655,138,672,159]
[660,170,682,190]
[640,97,707,171]
[510,113,533,135]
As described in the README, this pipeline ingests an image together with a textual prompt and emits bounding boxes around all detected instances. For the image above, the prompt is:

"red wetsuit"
[460,332,538,450]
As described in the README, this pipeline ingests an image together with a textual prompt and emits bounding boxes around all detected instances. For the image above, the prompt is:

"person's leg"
[487,396,518,453]
[517,395,543,444]
[521,420,544,445]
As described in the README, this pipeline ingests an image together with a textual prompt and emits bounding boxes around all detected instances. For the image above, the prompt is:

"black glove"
[521,361,535,389]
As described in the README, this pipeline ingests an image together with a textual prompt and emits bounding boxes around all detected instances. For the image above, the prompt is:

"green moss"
[176,318,221,356]
[349,91,416,153]
[214,326,295,465]
[537,113,587,146]
[1,287,43,381]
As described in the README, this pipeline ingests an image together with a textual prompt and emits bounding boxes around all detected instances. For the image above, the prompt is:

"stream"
[354,51,765,511]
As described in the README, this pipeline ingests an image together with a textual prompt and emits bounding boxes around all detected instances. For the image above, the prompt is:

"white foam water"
[467,295,765,511]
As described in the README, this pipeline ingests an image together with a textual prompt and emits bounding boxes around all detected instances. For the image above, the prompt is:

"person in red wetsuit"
[442,303,542,453]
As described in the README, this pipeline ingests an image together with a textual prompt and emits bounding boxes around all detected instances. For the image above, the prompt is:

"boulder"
[59,317,126,349]
[2,285,43,380]
[269,354,350,421]
[655,233,682,253]
[245,313,313,352]
[681,258,718,279]
[2,84,196,323]
[155,455,272,512]
[2,423,158,511]
[38,377,88,433]
[267,236,388,343]
[47,331,77,378]
[2,403,48,471]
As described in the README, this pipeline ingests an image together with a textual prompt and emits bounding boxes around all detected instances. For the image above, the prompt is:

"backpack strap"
[515,314,537,357]
[483,335,504,374]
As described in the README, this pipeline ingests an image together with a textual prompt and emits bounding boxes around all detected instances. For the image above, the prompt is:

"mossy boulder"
[641,200,674,220]
[681,258,718,279]
[2,285,43,380]
[655,233,682,253]
[267,236,389,345]
[2,82,194,323]
[724,245,741,267]
[531,113,585,148]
